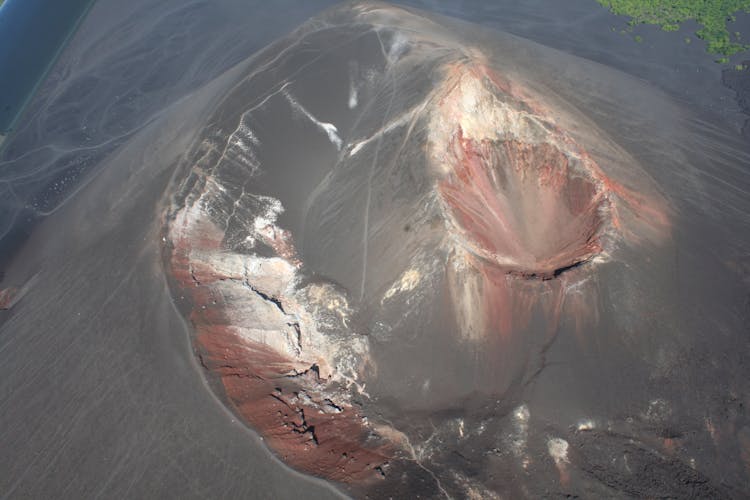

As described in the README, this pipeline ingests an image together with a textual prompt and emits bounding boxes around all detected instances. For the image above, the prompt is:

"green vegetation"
[597,0,750,60]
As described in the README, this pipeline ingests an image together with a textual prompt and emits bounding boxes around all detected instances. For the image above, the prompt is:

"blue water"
[0,0,94,134]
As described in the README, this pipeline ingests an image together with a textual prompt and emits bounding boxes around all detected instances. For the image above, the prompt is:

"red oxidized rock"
[0,287,18,310]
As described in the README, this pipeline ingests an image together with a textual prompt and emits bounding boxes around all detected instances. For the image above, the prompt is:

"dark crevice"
[507,256,591,281]
[278,363,322,382]
[189,266,201,286]
[324,398,343,412]
[552,257,591,278]
[198,353,209,370]
[287,321,302,351]
[244,280,285,313]
[374,464,387,478]
[290,408,319,445]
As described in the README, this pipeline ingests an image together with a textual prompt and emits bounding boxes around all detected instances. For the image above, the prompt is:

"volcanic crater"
[431,64,609,280]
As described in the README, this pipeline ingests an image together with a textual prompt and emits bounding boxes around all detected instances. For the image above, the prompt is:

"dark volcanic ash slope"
[163,1,750,497]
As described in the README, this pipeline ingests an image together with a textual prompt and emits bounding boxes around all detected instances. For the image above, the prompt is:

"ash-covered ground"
[2,1,750,499]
